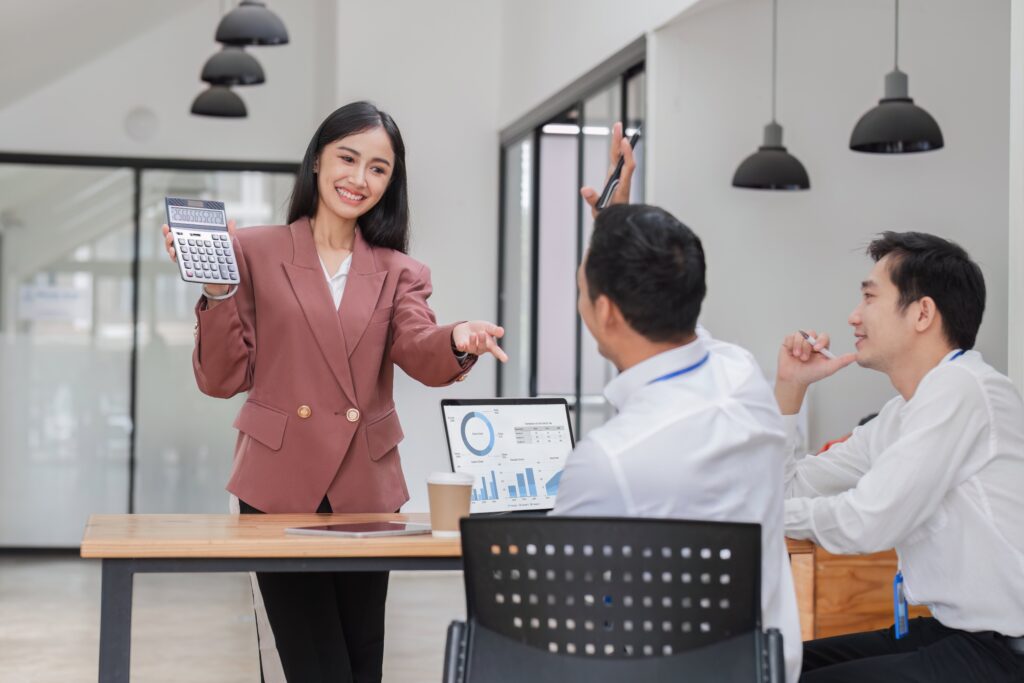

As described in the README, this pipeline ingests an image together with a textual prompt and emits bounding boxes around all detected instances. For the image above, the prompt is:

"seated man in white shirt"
[775,231,1024,682]
[551,202,802,682]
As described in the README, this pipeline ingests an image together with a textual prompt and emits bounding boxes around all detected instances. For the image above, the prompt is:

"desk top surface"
[81,513,815,559]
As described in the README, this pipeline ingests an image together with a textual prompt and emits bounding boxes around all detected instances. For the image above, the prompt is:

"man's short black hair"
[867,231,986,350]
[585,204,706,342]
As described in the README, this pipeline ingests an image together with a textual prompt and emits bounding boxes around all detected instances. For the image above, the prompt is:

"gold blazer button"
[297,405,312,419]
[346,408,360,423]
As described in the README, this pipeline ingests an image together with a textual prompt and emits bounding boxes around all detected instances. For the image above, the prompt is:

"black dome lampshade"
[733,121,810,190]
[191,86,247,118]
[215,1,289,46]
[849,0,943,154]
[732,0,810,191]
[201,45,265,86]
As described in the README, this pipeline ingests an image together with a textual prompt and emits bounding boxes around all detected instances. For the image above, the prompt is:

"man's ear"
[594,294,613,333]
[915,296,940,334]
[596,294,627,333]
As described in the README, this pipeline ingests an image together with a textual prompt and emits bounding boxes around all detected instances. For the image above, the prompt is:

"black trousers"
[239,497,390,683]
[802,617,1024,683]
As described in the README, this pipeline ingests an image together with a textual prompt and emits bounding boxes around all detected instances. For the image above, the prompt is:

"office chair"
[442,516,784,683]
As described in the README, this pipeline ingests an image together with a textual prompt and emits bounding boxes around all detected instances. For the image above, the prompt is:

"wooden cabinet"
[802,546,931,640]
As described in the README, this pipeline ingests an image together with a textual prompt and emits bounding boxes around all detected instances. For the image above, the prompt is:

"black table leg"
[98,559,133,683]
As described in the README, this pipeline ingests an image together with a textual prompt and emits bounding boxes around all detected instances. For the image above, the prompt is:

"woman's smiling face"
[315,126,395,221]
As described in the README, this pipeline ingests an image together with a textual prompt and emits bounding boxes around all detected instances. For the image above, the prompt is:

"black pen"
[595,127,642,211]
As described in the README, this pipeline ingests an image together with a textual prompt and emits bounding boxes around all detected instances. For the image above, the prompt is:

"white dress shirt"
[784,349,1024,637]
[552,330,802,682]
[319,254,353,309]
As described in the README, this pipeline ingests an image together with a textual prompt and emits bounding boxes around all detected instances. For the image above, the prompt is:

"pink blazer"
[192,217,474,513]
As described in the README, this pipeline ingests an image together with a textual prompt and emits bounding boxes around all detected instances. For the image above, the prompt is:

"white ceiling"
[0,0,208,111]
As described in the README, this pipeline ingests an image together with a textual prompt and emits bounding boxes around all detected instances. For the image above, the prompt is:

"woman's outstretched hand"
[453,321,508,363]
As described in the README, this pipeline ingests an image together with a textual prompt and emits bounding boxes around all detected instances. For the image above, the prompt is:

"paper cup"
[427,472,474,538]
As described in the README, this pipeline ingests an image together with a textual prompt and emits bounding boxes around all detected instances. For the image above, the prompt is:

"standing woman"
[162,101,506,682]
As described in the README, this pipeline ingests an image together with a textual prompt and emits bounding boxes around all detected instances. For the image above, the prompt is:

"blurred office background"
[1,0,1023,680]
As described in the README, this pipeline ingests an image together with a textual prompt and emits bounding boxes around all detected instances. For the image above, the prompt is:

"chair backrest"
[452,516,769,682]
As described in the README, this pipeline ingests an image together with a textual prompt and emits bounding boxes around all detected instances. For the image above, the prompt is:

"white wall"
[0,0,330,161]
[1010,0,1024,391]
[650,0,1011,446]
[330,0,503,511]
[497,0,699,127]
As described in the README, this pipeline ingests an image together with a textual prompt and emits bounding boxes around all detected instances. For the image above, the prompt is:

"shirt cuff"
[781,413,800,439]
[784,498,815,541]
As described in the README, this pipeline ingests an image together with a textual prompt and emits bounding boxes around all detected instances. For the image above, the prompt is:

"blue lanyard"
[893,571,909,639]
[950,349,965,361]
[648,352,710,385]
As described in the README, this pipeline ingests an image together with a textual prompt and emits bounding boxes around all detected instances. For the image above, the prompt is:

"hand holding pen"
[580,122,639,218]
[799,330,835,359]
[775,329,858,414]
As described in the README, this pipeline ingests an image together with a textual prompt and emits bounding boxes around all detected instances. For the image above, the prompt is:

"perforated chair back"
[442,516,784,683]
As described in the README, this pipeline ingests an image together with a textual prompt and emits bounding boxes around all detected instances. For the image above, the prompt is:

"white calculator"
[165,197,240,285]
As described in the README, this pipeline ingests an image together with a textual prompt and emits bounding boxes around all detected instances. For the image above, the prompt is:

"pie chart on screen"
[460,412,495,456]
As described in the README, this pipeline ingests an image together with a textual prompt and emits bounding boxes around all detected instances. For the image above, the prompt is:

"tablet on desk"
[285,522,431,538]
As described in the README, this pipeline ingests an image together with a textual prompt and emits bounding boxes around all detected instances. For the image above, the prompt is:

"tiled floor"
[0,554,465,682]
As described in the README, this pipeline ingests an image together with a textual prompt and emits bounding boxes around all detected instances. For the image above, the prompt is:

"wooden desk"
[82,513,457,683]
[82,514,818,682]
[784,538,816,641]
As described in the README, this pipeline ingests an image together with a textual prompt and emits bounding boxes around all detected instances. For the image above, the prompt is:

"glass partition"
[133,169,294,513]
[0,157,296,547]
[0,164,134,546]
[499,139,534,398]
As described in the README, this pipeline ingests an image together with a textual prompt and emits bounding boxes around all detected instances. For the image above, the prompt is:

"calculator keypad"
[174,231,238,284]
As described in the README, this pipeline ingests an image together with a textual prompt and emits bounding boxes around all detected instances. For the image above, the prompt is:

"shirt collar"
[604,336,709,410]
[318,253,352,283]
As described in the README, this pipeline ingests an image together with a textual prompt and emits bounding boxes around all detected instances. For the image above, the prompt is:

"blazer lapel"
[283,218,358,406]
[340,229,387,358]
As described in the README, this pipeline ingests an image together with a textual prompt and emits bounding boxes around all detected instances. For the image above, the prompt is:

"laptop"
[440,398,576,515]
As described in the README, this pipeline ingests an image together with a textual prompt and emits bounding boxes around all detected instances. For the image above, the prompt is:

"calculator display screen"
[167,205,227,229]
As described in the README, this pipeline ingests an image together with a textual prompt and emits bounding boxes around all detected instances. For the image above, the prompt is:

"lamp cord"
[894,0,900,70]
[771,0,778,122]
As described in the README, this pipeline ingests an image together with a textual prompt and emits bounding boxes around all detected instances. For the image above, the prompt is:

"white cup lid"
[428,471,474,486]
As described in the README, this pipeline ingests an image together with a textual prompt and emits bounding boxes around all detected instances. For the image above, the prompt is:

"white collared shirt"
[784,349,1024,637]
[319,254,353,309]
[552,329,802,682]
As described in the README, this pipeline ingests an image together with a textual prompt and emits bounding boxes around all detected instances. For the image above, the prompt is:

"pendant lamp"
[201,45,265,86]
[215,1,289,46]
[191,86,247,118]
[849,0,943,153]
[732,0,809,190]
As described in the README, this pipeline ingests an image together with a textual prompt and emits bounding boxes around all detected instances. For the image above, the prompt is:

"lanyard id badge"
[893,570,909,639]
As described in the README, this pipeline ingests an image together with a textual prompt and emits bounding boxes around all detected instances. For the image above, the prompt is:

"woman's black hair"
[287,101,410,253]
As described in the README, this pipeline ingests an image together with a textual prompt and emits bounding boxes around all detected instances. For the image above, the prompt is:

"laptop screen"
[441,399,575,513]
